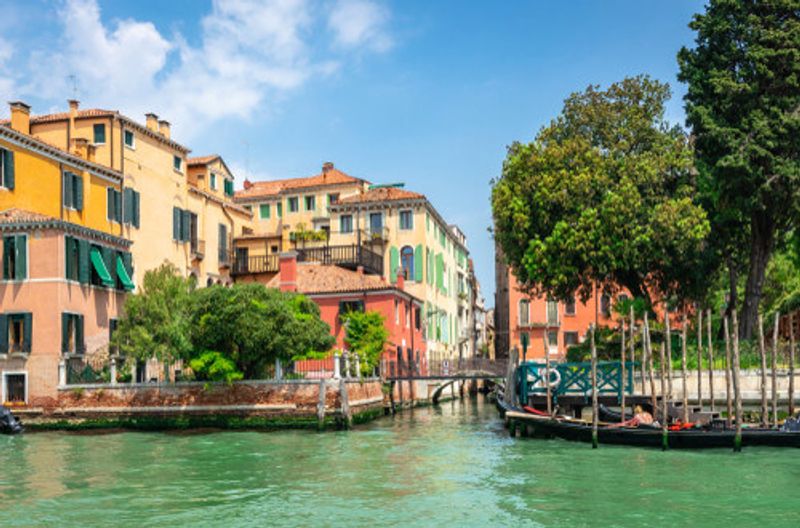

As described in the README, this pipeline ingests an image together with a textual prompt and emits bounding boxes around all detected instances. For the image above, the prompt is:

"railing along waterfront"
[516,360,635,404]
[231,254,279,275]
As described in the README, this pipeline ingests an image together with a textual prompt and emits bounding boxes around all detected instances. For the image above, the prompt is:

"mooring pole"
[544,331,552,416]
[681,316,689,424]
[640,317,648,396]
[790,312,796,417]
[645,312,657,417]
[707,309,715,412]
[620,319,626,422]
[629,305,635,420]
[772,312,779,427]
[697,306,703,409]
[659,341,669,450]
[591,324,598,449]
[665,306,673,401]
[723,316,733,429]
[732,309,743,452]
[758,313,768,427]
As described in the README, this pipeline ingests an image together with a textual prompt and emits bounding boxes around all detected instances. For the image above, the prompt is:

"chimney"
[158,119,170,139]
[243,179,253,190]
[73,137,89,159]
[68,99,79,116]
[145,113,158,132]
[86,144,97,163]
[8,101,30,134]
[322,162,334,174]
[356,265,364,275]
[279,251,298,292]
[396,270,405,291]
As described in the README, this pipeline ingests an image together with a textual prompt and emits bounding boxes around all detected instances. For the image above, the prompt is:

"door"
[235,247,249,274]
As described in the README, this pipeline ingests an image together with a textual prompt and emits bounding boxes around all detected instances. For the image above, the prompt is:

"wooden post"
[723,316,733,428]
[732,309,743,452]
[645,312,657,417]
[681,316,689,424]
[790,312,796,417]
[707,309,715,412]
[317,379,327,431]
[640,317,648,396]
[339,378,352,430]
[697,307,703,409]
[757,313,768,427]
[772,312,779,427]
[659,341,669,450]
[629,305,635,419]
[544,331,552,416]
[620,319,626,421]
[665,306,673,401]
[591,324,598,449]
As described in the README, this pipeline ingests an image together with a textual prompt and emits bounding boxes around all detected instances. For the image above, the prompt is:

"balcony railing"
[297,244,383,275]
[231,254,279,276]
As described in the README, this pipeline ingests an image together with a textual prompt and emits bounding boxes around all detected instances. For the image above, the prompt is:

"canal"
[1,398,798,527]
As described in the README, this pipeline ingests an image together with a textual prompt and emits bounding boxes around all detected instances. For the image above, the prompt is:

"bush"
[189,351,243,384]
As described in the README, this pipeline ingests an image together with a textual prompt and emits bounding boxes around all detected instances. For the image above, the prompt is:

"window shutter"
[74,175,83,211]
[436,253,444,290]
[102,246,116,287]
[173,207,180,240]
[78,239,90,284]
[122,251,133,278]
[181,209,191,242]
[389,246,399,284]
[65,236,73,280]
[115,190,122,222]
[122,188,132,223]
[15,235,26,280]
[414,244,423,282]
[3,149,14,190]
[2,236,10,279]
[0,314,7,354]
[63,172,73,208]
[133,191,140,228]
[107,188,115,220]
[61,313,69,353]
[22,312,32,352]
[76,314,85,354]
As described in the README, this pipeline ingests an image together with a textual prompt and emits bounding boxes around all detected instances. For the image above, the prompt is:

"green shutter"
[78,239,90,284]
[2,236,10,279]
[74,174,83,211]
[123,188,132,223]
[436,253,444,290]
[414,244,423,282]
[61,313,69,353]
[115,190,122,222]
[65,236,74,280]
[63,172,73,208]
[0,314,7,354]
[107,188,115,220]
[181,210,191,242]
[131,191,140,227]
[116,254,135,291]
[90,247,114,286]
[22,312,32,352]
[259,204,270,219]
[15,235,26,280]
[3,149,14,190]
[102,246,116,286]
[122,251,133,278]
[389,246,399,284]
[76,314,85,354]
[173,207,180,240]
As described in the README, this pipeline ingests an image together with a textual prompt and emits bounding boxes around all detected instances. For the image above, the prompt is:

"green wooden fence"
[515,361,635,405]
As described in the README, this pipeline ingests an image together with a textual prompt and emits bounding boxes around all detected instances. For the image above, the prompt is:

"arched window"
[207,278,214,287]
[519,299,530,326]
[401,246,414,280]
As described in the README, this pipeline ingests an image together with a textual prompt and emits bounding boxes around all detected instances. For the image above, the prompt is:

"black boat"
[0,405,23,435]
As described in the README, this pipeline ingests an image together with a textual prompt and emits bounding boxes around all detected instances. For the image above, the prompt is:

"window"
[369,212,383,235]
[123,130,134,148]
[2,373,26,403]
[107,187,122,223]
[189,212,199,253]
[210,173,217,190]
[288,197,299,212]
[89,245,115,287]
[401,246,414,280]
[0,147,13,189]
[61,313,85,355]
[219,224,228,264]
[547,331,558,350]
[339,300,364,320]
[327,193,339,205]
[340,214,353,233]
[415,306,421,330]
[546,300,559,325]
[122,188,141,227]
[270,245,278,253]
[305,195,315,211]
[2,235,27,281]
[565,296,576,316]
[224,179,234,197]
[394,299,399,324]
[62,171,83,210]
[277,202,283,218]
[0,313,32,353]
[173,155,182,172]
[601,294,611,318]
[259,204,270,219]
[399,210,413,230]
[173,207,192,243]
[65,236,81,282]
[519,299,530,326]
[93,123,106,144]
[564,331,579,347]
[406,303,410,328]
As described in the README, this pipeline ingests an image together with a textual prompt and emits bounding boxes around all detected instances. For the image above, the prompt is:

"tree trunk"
[739,212,775,340]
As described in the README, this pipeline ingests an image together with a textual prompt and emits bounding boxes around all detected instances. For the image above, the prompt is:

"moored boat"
[0,405,23,435]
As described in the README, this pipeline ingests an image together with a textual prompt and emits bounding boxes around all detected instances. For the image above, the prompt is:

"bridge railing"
[516,360,636,404]
[386,356,507,379]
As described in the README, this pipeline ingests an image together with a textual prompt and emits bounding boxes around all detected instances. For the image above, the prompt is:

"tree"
[343,310,389,376]
[111,263,193,364]
[491,76,709,306]
[189,351,244,384]
[189,283,334,378]
[678,1,800,338]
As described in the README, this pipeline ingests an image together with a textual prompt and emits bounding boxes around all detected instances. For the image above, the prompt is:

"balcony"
[360,226,390,244]
[231,254,279,276]
[296,244,383,275]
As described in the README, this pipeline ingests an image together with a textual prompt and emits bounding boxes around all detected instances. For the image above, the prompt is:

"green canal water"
[1,399,798,527]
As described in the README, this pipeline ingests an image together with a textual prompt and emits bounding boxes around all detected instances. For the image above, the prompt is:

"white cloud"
[0,37,15,106]
[20,0,392,139]
[328,0,392,52]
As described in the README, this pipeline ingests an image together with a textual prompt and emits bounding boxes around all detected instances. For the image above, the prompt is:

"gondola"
[0,405,23,435]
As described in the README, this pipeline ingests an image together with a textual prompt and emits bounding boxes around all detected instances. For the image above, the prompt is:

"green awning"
[89,247,115,287]
[116,255,135,291]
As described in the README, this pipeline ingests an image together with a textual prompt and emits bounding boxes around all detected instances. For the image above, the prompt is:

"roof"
[0,208,56,224]
[187,154,220,166]
[334,186,425,205]
[234,164,367,201]
[266,262,419,300]
[0,208,132,247]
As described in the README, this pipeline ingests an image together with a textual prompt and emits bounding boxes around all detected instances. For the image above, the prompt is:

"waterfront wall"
[634,369,800,403]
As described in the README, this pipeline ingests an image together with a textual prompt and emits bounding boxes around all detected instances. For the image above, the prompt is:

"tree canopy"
[343,310,389,376]
[678,0,800,338]
[491,75,710,305]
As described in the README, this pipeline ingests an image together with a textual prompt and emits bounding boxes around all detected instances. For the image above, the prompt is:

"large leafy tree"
[112,263,194,364]
[678,0,800,338]
[343,310,389,376]
[492,76,709,306]
[189,284,335,378]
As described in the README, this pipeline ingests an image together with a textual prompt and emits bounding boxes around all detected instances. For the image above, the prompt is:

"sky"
[0,0,706,306]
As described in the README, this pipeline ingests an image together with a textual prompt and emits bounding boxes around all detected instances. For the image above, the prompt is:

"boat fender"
[546,368,561,389]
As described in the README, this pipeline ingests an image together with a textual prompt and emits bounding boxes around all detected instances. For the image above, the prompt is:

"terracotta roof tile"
[335,186,425,205]
[29,109,117,124]
[266,262,394,294]
[235,165,367,201]
[0,208,58,224]
[188,154,219,166]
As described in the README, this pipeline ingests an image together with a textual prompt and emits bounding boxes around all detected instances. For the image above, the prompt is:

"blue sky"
[0,0,705,305]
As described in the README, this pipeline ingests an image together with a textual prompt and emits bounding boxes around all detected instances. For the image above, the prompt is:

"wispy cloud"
[0,37,15,101]
[16,0,393,138]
